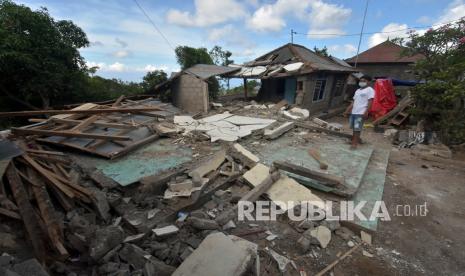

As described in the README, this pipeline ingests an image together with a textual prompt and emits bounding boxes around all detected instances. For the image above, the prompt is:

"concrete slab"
[224,115,275,126]
[264,122,295,139]
[352,148,390,231]
[173,232,257,276]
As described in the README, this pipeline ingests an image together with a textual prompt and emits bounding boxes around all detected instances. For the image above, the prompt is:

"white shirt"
[351,86,375,115]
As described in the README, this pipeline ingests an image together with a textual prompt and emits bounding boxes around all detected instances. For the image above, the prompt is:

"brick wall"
[171,74,209,113]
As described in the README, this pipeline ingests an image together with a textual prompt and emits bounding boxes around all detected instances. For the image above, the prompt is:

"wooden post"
[243,78,248,99]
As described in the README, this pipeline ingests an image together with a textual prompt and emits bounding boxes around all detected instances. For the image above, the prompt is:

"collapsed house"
[227,43,357,115]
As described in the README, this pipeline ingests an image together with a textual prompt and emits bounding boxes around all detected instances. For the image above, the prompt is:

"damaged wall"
[172,74,209,114]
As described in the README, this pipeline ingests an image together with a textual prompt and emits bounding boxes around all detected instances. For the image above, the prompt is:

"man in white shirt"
[344,75,375,149]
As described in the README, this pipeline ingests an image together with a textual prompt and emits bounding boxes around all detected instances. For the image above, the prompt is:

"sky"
[15,0,465,82]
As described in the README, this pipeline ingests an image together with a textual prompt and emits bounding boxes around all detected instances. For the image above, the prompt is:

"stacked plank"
[1,148,94,262]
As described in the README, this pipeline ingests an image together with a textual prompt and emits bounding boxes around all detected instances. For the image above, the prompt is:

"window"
[313,79,327,102]
[334,78,345,96]
[297,81,303,90]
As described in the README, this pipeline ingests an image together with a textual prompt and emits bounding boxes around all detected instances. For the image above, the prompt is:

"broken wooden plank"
[12,128,132,141]
[27,168,68,257]
[0,207,21,220]
[109,133,160,159]
[50,118,138,129]
[70,115,100,132]
[22,155,76,198]
[5,163,48,261]
[273,161,344,187]
[112,95,125,107]
[315,243,361,276]
[0,107,164,117]
[308,149,328,170]
[295,122,352,139]
[25,149,65,156]
[229,143,259,169]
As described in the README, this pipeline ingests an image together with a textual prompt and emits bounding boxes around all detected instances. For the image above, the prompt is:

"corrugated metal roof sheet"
[185,64,240,80]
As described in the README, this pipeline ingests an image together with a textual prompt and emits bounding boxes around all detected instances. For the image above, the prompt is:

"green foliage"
[0,0,89,109]
[174,45,221,99]
[313,46,329,57]
[401,18,465,144]
[142,70,168,92]
[77,76,143,103]
[175,46,214,69]
[209,46,234,66]
[221,80,260,96]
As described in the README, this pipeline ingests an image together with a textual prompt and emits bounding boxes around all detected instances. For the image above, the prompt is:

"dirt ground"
[316,116,465,276]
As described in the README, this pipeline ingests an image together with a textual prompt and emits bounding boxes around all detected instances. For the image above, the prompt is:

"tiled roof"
[346,40,424,64]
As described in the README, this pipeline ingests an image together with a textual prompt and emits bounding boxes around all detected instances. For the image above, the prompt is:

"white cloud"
[247,0,351,36]
[108,62,126,72]
[307,0,351,38]
[435,0,465,25]
[115,37,128,48]
[138,64,170,72]
[208,24,255,48]
[368,23,409,47]
[416,15,431,24]
[112,50,131,58]
[247,0,311,32]
[328,44,357,57]
[166,0,247,27]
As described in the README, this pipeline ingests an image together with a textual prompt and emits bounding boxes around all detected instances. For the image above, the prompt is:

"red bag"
[370,79,397,120]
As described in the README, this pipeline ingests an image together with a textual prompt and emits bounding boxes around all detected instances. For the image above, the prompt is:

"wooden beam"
[5,163,48,261]
[0,207,22,220]
[0,107,163,117]
[25,149,65,156]
[109,133,160,159]
[308,149,329,170]
[243,78,248,99]
[70,115,100,132]
[273,161,345,187]
[112,95,125,107]
[12,128,132,141]
[50,118,137,129]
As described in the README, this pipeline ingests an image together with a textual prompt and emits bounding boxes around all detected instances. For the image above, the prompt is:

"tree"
[313,46,329,57]
[174,45,219,99]
[400,18,465,144]
[209,45,234,90]
[141,70,168,93]
[0,0,89,109]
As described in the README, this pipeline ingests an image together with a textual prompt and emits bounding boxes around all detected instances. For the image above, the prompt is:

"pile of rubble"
[0,96,382,275]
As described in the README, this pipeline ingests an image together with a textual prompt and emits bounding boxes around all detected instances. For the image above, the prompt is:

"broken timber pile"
[6,97,179,159]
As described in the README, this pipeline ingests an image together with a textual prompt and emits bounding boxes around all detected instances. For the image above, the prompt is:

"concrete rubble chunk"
[152,225,179,237]
[320,220,341,232]
[168,180,193,192]
[230,143,259,167]
[335,227,355,241]
[243,163,270,187]
[310,226,332,249]
[188,216,219,230]
[264,122,295,139]
[12,259,49,276]
[281,107,309,120]
[0,268,21,276]
[188,150,226,184]
[173,232,257,276]
[143,259,176,276]
[118,243,151,269]
[361,231,372,245]
[89,226,124,261]
[123,233,145,243]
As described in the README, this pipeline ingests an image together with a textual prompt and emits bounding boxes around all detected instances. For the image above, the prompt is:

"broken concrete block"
[123,233,146,243]
[222,220,237,230]
[0,268,21,276]
[172,232,257,276]
[335,226,355,241]
[264,122,295,139]
[143,259,176,276]
[118,243,151,269]
[152,225,179,237]
[90,188,111,221]
[12,259,49,276]
[361,231,372,245]
[188,150,226,184]
[188,217,219,230]
[89,226,124,261]
[281,107,309,120]
[153,122,181,137]
[297,236,311,253]
[264,247,290,273]
[230,143,259,168]
[179,246,195,261]
[310,226,331,248]
[243,163,270,187]
[168,180,193,192]
[320,220,341,232]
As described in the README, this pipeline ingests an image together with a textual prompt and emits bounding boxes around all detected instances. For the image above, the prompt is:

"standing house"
[229,43,357,115]
[345,40,424,80]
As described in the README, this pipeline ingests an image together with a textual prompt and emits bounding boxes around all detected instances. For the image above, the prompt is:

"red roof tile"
[346,40,424,64]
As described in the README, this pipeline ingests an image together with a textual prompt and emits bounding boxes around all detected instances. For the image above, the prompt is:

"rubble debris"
[89,226,124,261]
[188,149,226,184]
[310,225,332,248]
[363,250,374,258]
[264,121,295,139]
[152,225,179,238]
[173,232,257,276]
[281,107,309,120]
[229,143,259,168]
[315,244,361,276]
[188,217,219,230]
[264,247,291,273]
[361,231,372,245]
[11,258,49,276]
[335,227,355,241]
[295,121,352,139]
